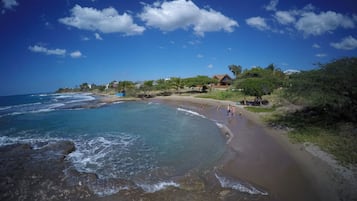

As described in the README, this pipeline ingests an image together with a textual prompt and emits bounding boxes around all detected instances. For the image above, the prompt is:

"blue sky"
[0,0,356,95]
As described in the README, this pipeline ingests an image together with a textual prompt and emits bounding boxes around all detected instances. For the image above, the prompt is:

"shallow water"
[0,93,228,196]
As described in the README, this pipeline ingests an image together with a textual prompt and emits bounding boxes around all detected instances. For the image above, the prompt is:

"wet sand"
[153,95,353,201]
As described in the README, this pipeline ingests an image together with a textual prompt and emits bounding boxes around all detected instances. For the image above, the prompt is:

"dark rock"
[0,141,95,201]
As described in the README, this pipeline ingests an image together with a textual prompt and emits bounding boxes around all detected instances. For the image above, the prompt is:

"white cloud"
[139,0,238,36]
[312,43,320,48]
[2,0,18,10]
[70,51,83,58]
[196,54,204,58]
[295,11,355,36]
[330,36,357,50]
[94,32,103,40]
[207,64,213,68]
[274,11,295,25]
[246,17,270,30]
[265,0,279,11]
[315,53,327,57]
[59,5,145,35]
[81,36,90,41]
[28,45,66,56]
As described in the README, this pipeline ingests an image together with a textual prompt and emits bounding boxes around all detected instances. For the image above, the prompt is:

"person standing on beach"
[231,105,236,116]
[227,104,231,116]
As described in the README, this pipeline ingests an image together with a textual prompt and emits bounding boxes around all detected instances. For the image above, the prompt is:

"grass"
[197,90,253,101]
[266,108,357,166]
[288,127,357,166]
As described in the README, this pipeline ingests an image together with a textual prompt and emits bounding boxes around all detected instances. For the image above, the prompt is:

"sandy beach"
[152,95,357,201]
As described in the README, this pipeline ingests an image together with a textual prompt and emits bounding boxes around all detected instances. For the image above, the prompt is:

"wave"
[137,181,180,193]
[0,93,97,118]
[215,172,268,195]
[0,135,66,149]
[0,106,11,111]
[67,133,155,179]
[177,108,206,118]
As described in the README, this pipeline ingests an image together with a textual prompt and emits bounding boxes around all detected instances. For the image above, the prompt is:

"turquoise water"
[0,93,227,193]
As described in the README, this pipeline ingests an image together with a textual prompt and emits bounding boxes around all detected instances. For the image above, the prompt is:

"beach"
[151,95,357,201]
[1,93,356,201]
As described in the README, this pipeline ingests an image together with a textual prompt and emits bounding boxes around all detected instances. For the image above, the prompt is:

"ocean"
[0,93,230,197]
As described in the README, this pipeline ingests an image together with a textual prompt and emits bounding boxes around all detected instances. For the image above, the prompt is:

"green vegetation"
[197,90,249,101]
[234,64,285,101]
[267,57,357,165]
[245,106,276,113]
[288,127,357,166]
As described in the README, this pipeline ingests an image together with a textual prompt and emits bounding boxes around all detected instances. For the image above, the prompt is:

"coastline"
[2,92,355,200]
[152,94,357,201]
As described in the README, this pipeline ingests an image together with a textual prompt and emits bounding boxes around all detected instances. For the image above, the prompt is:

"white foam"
[177,108,206,118]
[48,103,65,108]
[94,186,129,197]
[215,122,224,128]
[137,181,180,193]
[68,133,142,178]
[0,135,65,149]
[0,106,11,111]
[215,173,268,195]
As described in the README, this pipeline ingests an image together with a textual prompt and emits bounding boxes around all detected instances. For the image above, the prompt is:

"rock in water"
[0,141,94,201]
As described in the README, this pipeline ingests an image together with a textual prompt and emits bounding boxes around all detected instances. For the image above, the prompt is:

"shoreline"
[151,94,357,201]
[2,92,355,200]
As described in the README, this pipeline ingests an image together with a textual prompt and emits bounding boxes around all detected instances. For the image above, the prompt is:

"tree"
[170,77,185,92]
[155,79,171,91]
[237,78,275,101]
[79,83,90,91]
[228,64,242,78]
[184,75,217,92]
[118,81,135,92]
[234,65,284,99]
[141,80,154,95]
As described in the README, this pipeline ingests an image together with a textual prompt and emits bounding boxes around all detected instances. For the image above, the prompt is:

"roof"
[213,74,232,82]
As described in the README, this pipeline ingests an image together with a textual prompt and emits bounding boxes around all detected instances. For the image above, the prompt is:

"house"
[213,74,233,87]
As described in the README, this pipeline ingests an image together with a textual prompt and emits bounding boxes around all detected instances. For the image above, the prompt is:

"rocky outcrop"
[0,141,93,201]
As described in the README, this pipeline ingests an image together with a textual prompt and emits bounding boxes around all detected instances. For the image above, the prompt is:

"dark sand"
[153,95,355,201]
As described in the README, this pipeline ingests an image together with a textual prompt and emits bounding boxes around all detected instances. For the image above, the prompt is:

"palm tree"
[228,64,242,78]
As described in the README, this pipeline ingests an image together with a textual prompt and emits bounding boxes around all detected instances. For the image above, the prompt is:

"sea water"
[0,93,227,195]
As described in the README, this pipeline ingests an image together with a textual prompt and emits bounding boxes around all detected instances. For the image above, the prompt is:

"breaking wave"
[177,107,206,118]
[215,172,268,195]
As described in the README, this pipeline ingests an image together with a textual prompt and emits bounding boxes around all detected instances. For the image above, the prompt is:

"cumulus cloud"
[330,36,357,50]
[246,17,270,30]
[58,5,145,35]
[70,50,83,58]
[274,11,295,25]
[295,11,355,36]
[249,2,356,38]
[94,32,103,40]
[139,0,238,36]
[265,0,279,11]
[2,0,18,10]
[28,45,66,56]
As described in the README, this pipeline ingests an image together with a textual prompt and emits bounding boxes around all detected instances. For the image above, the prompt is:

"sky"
[0,0,356,95]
